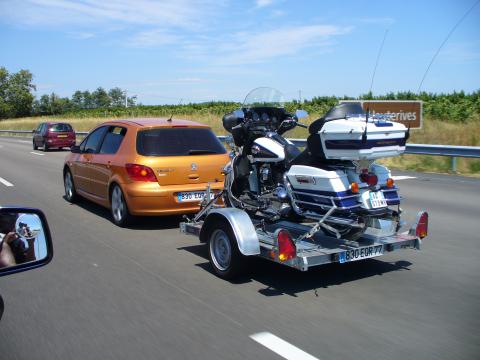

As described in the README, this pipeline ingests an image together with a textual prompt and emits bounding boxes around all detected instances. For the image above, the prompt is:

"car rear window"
[49,123,73,132]
[136,128,226,156]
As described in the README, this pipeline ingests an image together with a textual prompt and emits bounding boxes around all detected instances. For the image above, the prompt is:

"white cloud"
[0,0,219,29]
[439,42,480,64]
[256,0,275,8]
[126,29,179,47]
[210,24,352,65]
[68,31,95,39]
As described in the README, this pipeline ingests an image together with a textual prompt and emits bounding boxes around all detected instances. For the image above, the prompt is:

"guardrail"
[2,130,480,172]
[286,139,480,172]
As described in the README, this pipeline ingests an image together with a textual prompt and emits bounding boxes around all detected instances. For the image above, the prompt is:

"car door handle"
[106,161,111,169]
[188,174,199,180]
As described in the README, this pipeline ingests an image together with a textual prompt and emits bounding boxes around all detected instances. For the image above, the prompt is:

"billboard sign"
[340,100,423,129]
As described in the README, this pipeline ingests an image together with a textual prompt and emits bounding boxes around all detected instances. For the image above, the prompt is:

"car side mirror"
[0,207,53,277]
[71,145,81,153]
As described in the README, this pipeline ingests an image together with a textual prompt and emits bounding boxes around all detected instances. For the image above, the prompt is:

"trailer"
[180,196,428,279]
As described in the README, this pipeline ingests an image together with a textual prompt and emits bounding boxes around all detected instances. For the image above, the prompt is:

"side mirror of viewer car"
[70,145,81,153]
[0,207,53,277]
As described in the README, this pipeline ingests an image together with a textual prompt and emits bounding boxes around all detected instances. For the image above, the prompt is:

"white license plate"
[57,134,68,138]
[369,191,387,208]
[339,245,384,263]
[177,191,214,202]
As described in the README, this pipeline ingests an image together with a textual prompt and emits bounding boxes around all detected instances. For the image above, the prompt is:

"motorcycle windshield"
[243,87,285,108]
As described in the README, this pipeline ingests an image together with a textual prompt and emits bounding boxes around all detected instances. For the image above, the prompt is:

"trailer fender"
[200,208,260,256]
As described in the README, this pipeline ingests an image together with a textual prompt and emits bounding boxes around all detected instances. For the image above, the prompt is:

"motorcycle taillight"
[360,172,378,186]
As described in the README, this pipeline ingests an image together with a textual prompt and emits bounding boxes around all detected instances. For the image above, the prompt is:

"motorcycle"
[220,87,408,240]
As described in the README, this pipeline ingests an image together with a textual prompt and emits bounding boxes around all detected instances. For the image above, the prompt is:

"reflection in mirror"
[233,109,245,119]
[295,109,309,119]
[0,212,47,270]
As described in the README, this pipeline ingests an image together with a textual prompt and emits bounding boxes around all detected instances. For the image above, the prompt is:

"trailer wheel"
[208,222,244,279]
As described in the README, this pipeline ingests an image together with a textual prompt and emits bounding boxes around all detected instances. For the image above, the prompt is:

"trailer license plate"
[177,191,214,202]
[369,191,387,208]
[339,245,383,263]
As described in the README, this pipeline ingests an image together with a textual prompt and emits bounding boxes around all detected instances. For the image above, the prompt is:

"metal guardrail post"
[451,157,457,173]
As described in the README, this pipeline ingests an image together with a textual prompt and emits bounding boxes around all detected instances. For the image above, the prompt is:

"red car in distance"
[33,122,76,151]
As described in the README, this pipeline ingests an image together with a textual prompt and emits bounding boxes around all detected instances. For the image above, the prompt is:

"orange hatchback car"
[63,118,229,226]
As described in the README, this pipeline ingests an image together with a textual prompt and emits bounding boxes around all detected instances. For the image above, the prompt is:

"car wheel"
[33,140,38,150]
[64,169,78,203]
[110,184,132,227]
[43,142,49,152]
[208,221,244,279]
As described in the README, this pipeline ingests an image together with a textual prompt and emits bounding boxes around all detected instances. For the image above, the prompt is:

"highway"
[0,136,479,360]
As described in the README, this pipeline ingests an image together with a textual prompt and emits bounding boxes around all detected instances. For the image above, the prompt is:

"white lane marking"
[0,177,14,187]
[30,151,45,156]
[18,140,31,144]
[392,175,416,180]
[250,332,319,360]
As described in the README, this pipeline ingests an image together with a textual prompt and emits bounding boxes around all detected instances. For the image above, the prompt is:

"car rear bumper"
[46,138,75,147]
[123,181,225,216]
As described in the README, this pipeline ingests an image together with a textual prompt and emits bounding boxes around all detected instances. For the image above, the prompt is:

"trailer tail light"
[386,178,395,188]
[277,229,296,261]
[415,211,429,238]
[360,172,378,186]
[125,164,157,182]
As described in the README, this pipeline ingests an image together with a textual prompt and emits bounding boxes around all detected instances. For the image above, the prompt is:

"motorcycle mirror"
[0,207,53,277]
[233,109,245,119]
[295,109,309,119]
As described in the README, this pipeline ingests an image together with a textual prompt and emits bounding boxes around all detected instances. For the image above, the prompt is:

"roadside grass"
[1,113,479,176]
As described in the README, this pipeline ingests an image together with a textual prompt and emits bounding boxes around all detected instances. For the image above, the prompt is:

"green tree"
[127,94,137,107]
[0,67,36,118]
[71,90,84,109]
[92,87,110,108]
[82,91,94,109]
[5,69,36,117]
[0,67,12,118]
[108,87,125,107]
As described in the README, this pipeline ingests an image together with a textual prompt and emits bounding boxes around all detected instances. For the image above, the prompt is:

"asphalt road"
[0,136,479,360]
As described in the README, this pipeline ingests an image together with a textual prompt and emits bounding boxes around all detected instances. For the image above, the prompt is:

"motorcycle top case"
[317,117,407,161]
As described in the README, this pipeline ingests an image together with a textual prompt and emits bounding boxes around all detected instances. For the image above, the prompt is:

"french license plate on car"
[57,134,67,138]
[177,191,214,202]
[339,245,384,263]
[369,191,387,208]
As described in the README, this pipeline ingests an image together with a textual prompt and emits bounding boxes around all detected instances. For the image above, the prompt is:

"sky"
[0,0,479,104]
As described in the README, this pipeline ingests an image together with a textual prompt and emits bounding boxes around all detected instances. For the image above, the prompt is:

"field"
[1,112,479,176]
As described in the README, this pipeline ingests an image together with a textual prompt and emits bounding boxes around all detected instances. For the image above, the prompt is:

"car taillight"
[125,164,157,182]
[277,229,296,261]
[360,171,378,186]
[415,211,428,238]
